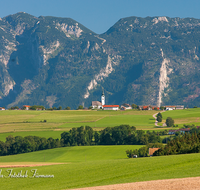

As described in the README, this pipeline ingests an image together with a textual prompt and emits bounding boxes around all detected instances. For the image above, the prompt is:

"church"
[91,91,105,109]
[91,91,119,110]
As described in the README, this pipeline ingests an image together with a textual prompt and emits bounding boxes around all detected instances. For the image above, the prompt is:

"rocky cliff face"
[0,13,200,108]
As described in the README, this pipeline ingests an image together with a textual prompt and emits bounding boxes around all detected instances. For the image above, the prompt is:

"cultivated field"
[0,108,200,141]
[0,109,158,141]
[0,146,200,189]
[1,109,200,189]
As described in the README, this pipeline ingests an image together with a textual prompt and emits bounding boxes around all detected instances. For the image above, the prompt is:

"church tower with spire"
[101,90,105,106]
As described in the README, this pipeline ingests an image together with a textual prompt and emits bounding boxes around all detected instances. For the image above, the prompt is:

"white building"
[91,90,105,109]
[103,105,119,110]
[91,101,102,109]
[121,103,132,110]
[101,91,105,106]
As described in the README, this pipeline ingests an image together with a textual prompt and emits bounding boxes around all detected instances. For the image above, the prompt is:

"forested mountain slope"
[0,13,200,108]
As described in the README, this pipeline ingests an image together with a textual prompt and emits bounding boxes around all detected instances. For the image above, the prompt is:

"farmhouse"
[103,105,119,110]
[179,128,190,134]
[168,129,179,135]
[149,148,160,156]
[165,105,184,110]
[141,106,152,110]
[0,107,5,110]
[91,101,102,109]
[121,103,132,110]
[140,105,159,110]
[168,128,190,135]
[23,105,31,110]
[175,105,184,110]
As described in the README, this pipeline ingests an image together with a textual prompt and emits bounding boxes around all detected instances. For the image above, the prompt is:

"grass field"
[0,109,200,189]
[0,109,159,141]
[0,108,200,141]
[0,146,200,189]
[161,108,200,127]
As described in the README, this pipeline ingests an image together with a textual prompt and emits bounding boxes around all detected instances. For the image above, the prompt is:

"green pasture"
[0,110,159,135]
[1,108,200,141]
[0,146,200,189]
[161,108,200,127]
[0,145,143,163]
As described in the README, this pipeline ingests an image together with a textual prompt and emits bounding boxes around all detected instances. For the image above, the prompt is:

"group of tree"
[153,131,200,156]
[60,126,94,146]
[0,125,172,157]
[156,112,175,127]
[0,135,60,156]
[126,143,164,158]
[29,105,45,110]
[60,125,162,146]
[156,112,162,122]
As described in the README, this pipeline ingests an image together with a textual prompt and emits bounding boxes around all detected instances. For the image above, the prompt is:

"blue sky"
[1,0,200,34]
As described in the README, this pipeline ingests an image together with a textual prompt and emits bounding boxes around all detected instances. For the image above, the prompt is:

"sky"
[1,0,200,34]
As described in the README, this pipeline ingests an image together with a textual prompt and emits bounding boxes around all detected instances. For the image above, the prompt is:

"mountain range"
[1,12,200,109]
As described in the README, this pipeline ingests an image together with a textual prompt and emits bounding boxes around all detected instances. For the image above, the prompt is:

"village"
[91,91,185,111]
[0,91,185,111]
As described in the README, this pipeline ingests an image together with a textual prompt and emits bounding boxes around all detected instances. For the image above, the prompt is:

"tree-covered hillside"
[1,13,200,108]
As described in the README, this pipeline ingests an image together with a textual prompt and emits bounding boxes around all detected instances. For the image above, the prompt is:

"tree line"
[0,125,164,156]
[153,131,200,156]
[0,135,60,156]
[60,125,163,146]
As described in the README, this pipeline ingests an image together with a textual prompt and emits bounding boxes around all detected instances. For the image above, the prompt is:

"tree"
[131,104,138,109]
[157,112,162,118]
[160,106,165,110]
[78,105,83,109]
[57,106,62,110]
[166,117,174,127]
[65,106,70,110]
[157,115,162,122]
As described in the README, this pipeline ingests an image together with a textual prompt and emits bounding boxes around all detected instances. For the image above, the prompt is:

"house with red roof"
[23,105,31,110]
[149,148,160,156]
[103,105,119,110]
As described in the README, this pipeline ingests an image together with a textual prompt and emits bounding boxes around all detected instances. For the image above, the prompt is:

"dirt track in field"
[70,177,200,190]
[0,163,65,168]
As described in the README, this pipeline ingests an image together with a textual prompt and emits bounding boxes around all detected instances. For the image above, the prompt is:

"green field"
[1,108,200,189]
[161,108,200,127]
[0,108,200,141]
[0,146,200,189]
[0,109,159,141]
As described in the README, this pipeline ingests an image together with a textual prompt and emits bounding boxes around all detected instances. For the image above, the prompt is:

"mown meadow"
[0,109,200,189]
[0,108,200,141]
[0,146,200,189]
[0,109,158,141]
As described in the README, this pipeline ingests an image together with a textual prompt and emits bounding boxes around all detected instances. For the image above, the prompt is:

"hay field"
[0,146,200,189]
[0,108,200,141]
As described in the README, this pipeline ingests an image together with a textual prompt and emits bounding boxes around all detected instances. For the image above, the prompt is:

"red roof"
[103,105,119,108]
[23,105,31,107]
[149,148,160,156]
[179,128,190,132]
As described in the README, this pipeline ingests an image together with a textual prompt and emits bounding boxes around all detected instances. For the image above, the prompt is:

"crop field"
[0,108,200,141]
[1,109,200,189]
[161,108,200,127]
[0,109,159,140]
[0,146,200,189]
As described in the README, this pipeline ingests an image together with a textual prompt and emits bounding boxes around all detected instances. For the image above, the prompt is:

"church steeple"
[101,89,105,106]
